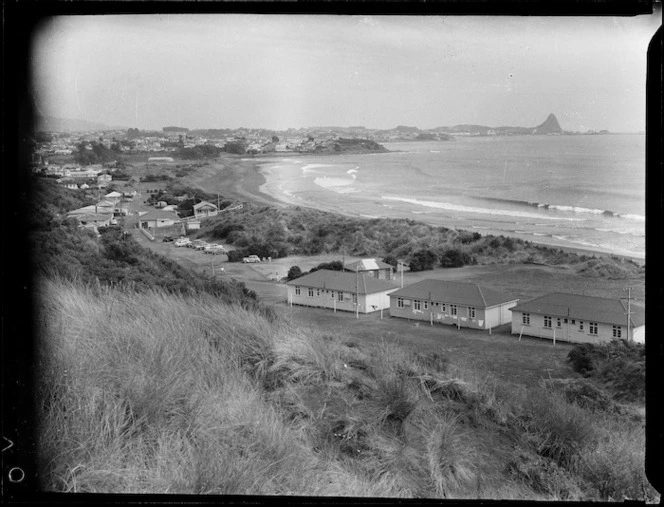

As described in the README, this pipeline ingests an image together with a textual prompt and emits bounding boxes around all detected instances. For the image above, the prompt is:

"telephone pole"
[622,287,635,342]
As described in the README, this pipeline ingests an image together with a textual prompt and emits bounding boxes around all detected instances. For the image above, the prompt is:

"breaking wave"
[479,197,644,221]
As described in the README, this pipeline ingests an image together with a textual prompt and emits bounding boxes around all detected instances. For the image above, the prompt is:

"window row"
[537,314,605,335]
[294,287,357,303]
[396,298,475,317]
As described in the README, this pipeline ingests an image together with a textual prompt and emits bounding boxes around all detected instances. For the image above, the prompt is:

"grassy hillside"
[36,277,656,500]
[196,203,644,278]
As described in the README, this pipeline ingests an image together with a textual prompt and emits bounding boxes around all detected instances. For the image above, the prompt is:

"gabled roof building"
[509,293,645,344]
[344,258,394,280]
[286,269,399,314]
[389,279,518,331]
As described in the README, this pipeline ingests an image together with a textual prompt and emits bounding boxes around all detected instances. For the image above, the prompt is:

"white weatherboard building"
[344,258,394,280]
[509,293,645,344]
[389,279,518,330]
[286,269,399,314]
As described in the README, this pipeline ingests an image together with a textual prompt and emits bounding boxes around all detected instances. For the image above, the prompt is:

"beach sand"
[190,155,644,264]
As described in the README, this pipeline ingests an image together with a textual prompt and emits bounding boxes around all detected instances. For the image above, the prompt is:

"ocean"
[256,134,645,259]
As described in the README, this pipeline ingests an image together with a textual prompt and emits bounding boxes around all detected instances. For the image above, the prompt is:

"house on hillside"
[509,293,645,344]
[344,258,394,280]
[389,279,518,331]
[104,191,123,205]
[138,209,181,229]
[286,269,399,314]
[193,201,219,219]
[184,218,201,232]
[75,213,113,229]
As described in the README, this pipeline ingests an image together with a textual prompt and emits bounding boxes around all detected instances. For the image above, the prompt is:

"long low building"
[286,269,399,314]
[389,279,518,330]
[509,293,645,344]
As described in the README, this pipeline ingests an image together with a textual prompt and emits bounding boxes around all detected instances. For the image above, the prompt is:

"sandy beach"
[189,154,645,264]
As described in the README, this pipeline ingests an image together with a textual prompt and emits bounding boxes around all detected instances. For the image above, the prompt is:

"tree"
[409,249,437,272]
[287,266,303,281]
[272,135,280,143]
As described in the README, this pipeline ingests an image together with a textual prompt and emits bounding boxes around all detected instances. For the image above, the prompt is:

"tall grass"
[36,276,657,500]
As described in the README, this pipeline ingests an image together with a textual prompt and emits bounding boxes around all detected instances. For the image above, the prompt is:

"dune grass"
[35,276,657,500]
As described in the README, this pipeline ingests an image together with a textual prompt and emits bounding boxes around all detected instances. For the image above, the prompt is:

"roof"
[510,293,645,327]
[389,279,517,308]
[104,191,122,198]
[139,209,181,221]
[193,200,218,210]
[345,258,394,272]
[287,269,399,295]
[76,213,112,223]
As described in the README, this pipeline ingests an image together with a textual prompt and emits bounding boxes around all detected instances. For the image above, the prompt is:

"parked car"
[187,239,205,249]
[174,238,191,247]
[204,244,226,255]
[194,242,209,251]
[162,236,174,243]
[242,255,261,263]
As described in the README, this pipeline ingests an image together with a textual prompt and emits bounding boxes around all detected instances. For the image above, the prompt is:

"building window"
[441,304,447,312]
[579,321,584,331]
[468,307,476,319]
[557,318,562,328]
[352,293,357,304]
[544,316,552,328]
[295,286,300,296]
[612,325,622,338]
[397,298,404,308]
[450,305,457,316]
[338,291,344,302]
[308,288,314,297]
[317,289,320,296]
[423,301,429,310]
[571,320,576,325]
[522,313,530,325]
[589,322,598,335]
[414,300,422,310]
[330,291,335,299]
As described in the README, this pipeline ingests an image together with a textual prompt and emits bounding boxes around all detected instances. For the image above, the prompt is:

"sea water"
[257,135,645,258]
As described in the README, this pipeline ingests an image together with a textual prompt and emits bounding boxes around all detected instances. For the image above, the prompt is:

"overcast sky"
[32,13,660,132]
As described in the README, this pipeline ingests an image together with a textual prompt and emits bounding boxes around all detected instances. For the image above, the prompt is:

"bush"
[439,248,473,268]
[287,266,303,281]
[408,249,437,272]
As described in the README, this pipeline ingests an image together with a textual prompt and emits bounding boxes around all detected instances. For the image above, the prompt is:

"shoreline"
[196,155,645,265]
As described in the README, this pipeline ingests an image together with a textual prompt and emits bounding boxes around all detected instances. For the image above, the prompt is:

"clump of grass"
[566,341,645,402]
[36,275,654,500]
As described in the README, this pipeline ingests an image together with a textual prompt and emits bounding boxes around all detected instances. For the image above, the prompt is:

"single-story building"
[286,269,399,314]
[147,156,174,162]
[184,218,201,231]
[193,200,219,219]
[344,258,394,280]
[138,209,181,229]
[509,293,645,344]
[75,213,113,228]
[389,279,519,330]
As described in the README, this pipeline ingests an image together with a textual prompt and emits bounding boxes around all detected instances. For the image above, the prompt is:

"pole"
[519,326,524,341]
[356,269,359,319]
[400,262,404,288]
[553,328,556,346]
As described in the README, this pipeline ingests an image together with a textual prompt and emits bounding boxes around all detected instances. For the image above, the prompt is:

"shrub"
[439,248,473,268]
[408,249,438,272]
[287,266,303,281]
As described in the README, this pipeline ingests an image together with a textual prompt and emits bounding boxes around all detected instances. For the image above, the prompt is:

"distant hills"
[35,113,565,137]
[434,113,564,136]
[36,115,126,133]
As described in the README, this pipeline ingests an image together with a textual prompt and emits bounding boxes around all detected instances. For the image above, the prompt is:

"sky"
[31,13,660,132]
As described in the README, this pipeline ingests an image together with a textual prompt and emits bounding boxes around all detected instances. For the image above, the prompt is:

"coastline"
[196,155,645,264]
